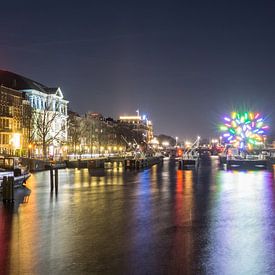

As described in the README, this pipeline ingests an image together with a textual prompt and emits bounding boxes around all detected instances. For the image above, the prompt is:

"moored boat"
[227,158,267,169]
[0,157,31,190]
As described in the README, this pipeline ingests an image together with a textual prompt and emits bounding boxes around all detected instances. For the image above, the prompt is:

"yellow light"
[11,133,21,149]
[119,147,123,151]
[108,146,111,151]
[113,146,117,151]
[119,116,141,120]
[28,144,32,149]
[100,146,104,151]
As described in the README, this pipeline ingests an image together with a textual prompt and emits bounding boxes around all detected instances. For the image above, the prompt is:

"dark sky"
[1,1,275,139]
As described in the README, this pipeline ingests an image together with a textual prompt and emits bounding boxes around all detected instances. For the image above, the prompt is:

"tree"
[31,98,66,159]
[22,100,35,158]
[67,111,82,154]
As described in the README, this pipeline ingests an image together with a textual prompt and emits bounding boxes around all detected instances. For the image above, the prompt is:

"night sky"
[1,1,275,139]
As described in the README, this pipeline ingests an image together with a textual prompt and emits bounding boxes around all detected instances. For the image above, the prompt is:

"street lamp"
[185,141,191,148]
[162,141,169,147]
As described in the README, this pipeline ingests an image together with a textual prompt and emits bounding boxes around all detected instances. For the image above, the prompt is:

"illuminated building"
[0,85,30,155]
[0,70,68,157]
[81,112,120,153]
[118,114,154,142]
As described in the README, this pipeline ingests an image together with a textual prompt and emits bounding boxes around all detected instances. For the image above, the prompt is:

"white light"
[49,145,54,156]
[162,141,169,147]
[11,133,21,149]
[150,138,159,145]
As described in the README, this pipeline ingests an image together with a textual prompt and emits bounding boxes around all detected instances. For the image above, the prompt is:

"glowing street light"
[11,133,21,149]
[162,141,169,147]
[185,141,191,148]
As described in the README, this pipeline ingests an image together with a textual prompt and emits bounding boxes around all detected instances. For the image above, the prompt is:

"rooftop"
[0,70,59,95]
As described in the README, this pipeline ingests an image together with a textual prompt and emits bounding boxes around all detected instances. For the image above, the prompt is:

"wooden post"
[178,160,182,169]
[8,176,14,202]
[2,176,8,202]
[55,169,58,191]
[78,158,81,169]
[50,166,54,191]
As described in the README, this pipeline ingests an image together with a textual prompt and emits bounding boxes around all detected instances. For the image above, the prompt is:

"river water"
[0,158,275,274]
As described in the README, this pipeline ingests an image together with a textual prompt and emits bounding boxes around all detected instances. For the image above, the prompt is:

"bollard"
[8,176,14,202]
[55,169,58,191]
[50,167,54,191]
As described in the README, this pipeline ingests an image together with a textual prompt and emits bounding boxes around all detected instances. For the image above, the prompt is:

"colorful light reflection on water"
[0,160,274,274]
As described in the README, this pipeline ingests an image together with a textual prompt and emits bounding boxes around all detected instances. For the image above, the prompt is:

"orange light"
[177,148,183,157]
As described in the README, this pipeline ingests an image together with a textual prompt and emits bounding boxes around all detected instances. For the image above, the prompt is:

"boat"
[222,148,268,170]
[198,148,211,164]
[178,137,200,169]
[0,157,31,190]
[226,156,268,170]
[178,151,199,169]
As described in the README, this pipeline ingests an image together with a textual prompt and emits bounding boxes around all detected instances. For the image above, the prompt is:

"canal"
[0,158,275,274]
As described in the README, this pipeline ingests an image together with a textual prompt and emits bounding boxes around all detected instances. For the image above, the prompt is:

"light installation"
[220,112,269,150]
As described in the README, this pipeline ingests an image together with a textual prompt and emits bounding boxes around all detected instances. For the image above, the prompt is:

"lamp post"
[28,144,32,159]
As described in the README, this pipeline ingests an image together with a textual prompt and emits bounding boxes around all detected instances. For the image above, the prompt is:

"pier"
[66,156,163,170]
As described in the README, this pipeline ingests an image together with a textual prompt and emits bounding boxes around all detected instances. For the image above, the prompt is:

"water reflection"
[0,160,274,274]
[0,206,12,274]
[206,169,275,274]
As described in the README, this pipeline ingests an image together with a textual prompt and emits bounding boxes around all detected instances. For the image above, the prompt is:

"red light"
[177,149,183,157]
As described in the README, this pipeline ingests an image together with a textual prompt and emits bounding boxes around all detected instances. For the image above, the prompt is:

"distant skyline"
[1,1,275,139]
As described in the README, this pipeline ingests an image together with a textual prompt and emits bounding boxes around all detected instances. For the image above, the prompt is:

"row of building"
[0,70,154,158]
[67,112,154,156]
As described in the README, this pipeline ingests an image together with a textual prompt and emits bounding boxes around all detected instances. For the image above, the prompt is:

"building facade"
[0,85,30,155]
[0,70,68,158]
[118,115,154,143]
